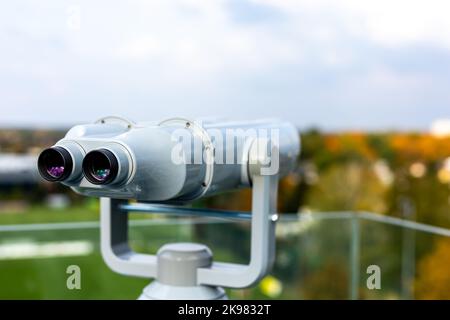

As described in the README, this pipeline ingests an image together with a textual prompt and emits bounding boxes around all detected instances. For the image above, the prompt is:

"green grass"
[0,204,266,299]
[0,201,160,225]
[0,205,100,225]
[0,204,153,299]
[0,254,150,299]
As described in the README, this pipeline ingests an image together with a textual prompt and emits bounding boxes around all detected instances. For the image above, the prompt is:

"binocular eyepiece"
[82,149,119,185]
[37,146,74,182]
[38,147,122,186]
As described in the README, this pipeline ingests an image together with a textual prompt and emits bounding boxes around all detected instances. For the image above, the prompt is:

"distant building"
[430,119,450,137]
[0,153,40,186]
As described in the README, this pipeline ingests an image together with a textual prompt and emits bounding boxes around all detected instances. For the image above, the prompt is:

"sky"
[0,0,449,130]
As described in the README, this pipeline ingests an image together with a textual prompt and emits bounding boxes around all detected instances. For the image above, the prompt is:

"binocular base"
[137,242,227,300]
[139,282,227,300]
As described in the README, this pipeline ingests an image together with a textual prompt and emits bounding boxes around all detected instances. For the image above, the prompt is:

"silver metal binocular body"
[38,116,300,203]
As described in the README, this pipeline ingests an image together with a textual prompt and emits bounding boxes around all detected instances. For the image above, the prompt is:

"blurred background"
[0,0,449,299]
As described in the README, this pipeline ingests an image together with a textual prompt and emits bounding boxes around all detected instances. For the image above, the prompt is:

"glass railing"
[0,211,449,299]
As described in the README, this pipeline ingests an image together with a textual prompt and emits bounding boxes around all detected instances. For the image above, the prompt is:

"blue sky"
[0,0,449,130]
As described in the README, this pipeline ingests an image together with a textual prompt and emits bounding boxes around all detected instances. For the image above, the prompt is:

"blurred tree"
[305,163,388,213]
[415,237,450,299]
[301,260,349,299]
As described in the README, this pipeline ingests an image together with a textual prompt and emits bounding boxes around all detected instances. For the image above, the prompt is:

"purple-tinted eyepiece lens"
[37,147,73,182]
[47,166,65,178]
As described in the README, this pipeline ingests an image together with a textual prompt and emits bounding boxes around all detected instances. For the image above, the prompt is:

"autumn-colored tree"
[301,261,349,299]
[415,238,450,299]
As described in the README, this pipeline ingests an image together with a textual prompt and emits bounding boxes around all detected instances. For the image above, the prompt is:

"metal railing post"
[349,214,361,300]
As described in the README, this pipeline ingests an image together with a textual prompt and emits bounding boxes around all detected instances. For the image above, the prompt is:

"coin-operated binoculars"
[38,116,300,299]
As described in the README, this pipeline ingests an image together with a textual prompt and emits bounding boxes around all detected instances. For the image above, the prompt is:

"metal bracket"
[100,172,278,290]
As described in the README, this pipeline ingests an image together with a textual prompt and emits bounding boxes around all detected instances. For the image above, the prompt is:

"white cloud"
[4,0,450,78]
[111,1,301,75]
[252,0,450,48]
[0,0,449,128]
